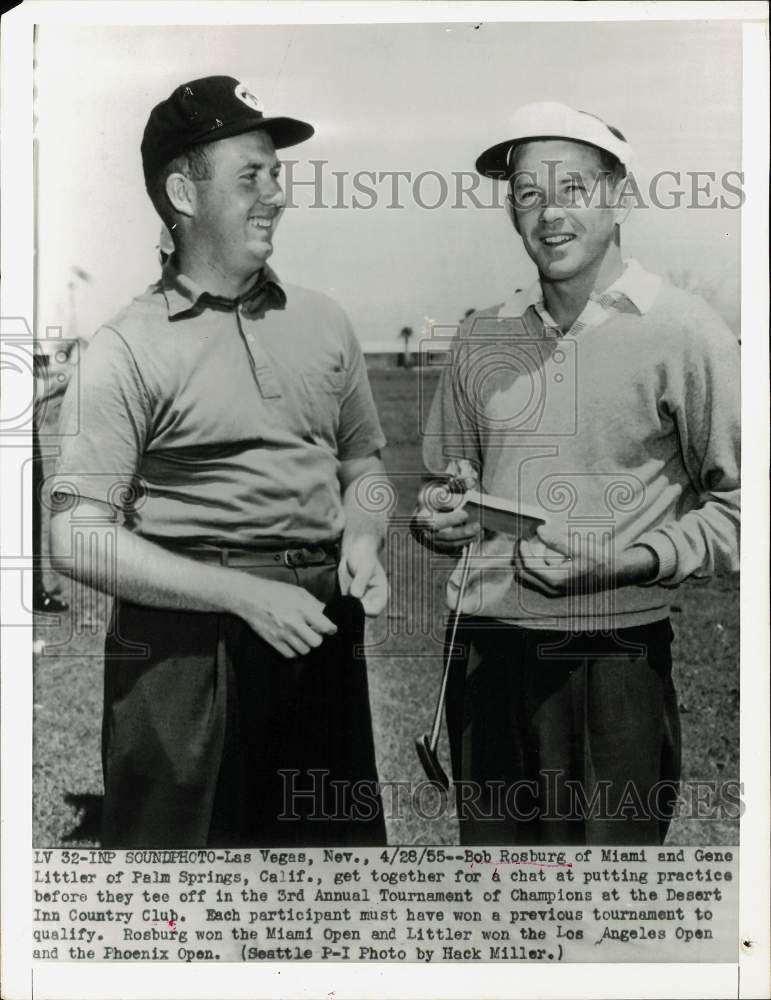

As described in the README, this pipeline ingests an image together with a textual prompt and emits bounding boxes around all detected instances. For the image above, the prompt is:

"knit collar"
[160,257,287,318]
[520,257,660,317]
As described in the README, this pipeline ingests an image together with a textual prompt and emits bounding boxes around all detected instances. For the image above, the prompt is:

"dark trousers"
[445,618,681,845]
[102,563,385,847]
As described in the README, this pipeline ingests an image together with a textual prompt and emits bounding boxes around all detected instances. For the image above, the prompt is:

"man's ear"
[612,176,634,228]
[165,173,197,219]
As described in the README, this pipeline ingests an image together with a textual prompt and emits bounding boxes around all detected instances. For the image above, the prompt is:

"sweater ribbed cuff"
[635,531,679,585]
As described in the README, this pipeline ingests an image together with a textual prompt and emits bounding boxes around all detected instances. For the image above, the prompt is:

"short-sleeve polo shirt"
[54,261,386,547]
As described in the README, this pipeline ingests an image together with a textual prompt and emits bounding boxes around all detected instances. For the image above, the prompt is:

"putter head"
[415,734,451,792]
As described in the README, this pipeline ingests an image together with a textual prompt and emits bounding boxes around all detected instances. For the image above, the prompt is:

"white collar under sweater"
[500,258,662,336]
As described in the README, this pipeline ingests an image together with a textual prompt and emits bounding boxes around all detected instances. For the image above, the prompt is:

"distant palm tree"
[68,266,93,351]
[71,266,92,284]
[398,326,414,368]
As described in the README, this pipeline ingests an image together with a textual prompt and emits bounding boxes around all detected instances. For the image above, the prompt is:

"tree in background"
[398,326,414,368]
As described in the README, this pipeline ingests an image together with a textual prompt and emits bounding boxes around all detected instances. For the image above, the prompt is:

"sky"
[34,18,743,344]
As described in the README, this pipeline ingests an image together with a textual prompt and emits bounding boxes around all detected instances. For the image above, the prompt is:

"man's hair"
[508,137,626,184]
[507,114,628,195]
[594,124,628,185]
[506,134,628,215]
[147,144,213,229]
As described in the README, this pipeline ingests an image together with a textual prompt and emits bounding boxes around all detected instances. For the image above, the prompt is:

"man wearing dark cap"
[51,77,389,847]
[414,102,739,845]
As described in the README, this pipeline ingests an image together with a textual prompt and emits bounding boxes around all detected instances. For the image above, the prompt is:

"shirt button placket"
[238,311,282,401]
[236,311,262,388]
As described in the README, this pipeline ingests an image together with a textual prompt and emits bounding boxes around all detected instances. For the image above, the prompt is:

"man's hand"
[234,575,338,658]
[411,478,482,555]
[513,522,659,596]
[512,532,574,597]
[50,500,340,660]
[338,537,388,617]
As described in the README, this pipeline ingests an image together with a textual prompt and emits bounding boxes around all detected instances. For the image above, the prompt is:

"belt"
[158,540,341,569]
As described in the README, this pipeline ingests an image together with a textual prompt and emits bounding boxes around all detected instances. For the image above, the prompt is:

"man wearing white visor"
[414,102,740,845]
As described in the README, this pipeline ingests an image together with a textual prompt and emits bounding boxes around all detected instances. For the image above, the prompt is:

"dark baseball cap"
[141,75,314,186]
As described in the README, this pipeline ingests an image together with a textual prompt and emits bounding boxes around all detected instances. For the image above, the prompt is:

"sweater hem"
[487,605,672,631]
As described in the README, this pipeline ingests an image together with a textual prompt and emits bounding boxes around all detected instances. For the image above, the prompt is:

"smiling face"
[188,130,284,287]
[508,139,626,285]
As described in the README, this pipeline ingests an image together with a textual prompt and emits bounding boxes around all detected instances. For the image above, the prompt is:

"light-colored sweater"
[423,263,740,630]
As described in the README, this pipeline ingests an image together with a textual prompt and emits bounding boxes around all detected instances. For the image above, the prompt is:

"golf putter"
[415,541,475,791]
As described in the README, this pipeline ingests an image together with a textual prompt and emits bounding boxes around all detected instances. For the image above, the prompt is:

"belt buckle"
[283,546,328,568]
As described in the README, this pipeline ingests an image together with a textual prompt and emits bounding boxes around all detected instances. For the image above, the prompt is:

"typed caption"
[32,846,737,964]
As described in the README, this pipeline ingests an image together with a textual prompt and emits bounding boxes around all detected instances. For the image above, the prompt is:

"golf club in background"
[415,540,475,791]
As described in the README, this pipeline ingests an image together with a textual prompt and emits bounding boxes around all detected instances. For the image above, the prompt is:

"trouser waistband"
[157,540,341,569]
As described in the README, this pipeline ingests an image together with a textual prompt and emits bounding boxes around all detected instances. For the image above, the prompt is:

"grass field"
[33,369,739,845]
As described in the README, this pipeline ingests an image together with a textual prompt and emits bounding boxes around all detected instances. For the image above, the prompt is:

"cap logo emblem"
[234,83,263,113]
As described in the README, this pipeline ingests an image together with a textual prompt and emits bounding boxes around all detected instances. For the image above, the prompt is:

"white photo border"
[2,2,768,998]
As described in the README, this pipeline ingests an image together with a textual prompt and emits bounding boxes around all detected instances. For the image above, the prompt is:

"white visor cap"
[475,101,633,178]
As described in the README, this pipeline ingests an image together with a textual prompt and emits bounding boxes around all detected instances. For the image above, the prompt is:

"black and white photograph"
[1,2,768,997]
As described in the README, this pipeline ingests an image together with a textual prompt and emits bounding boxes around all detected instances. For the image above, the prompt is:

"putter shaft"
[428,542,475,752]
